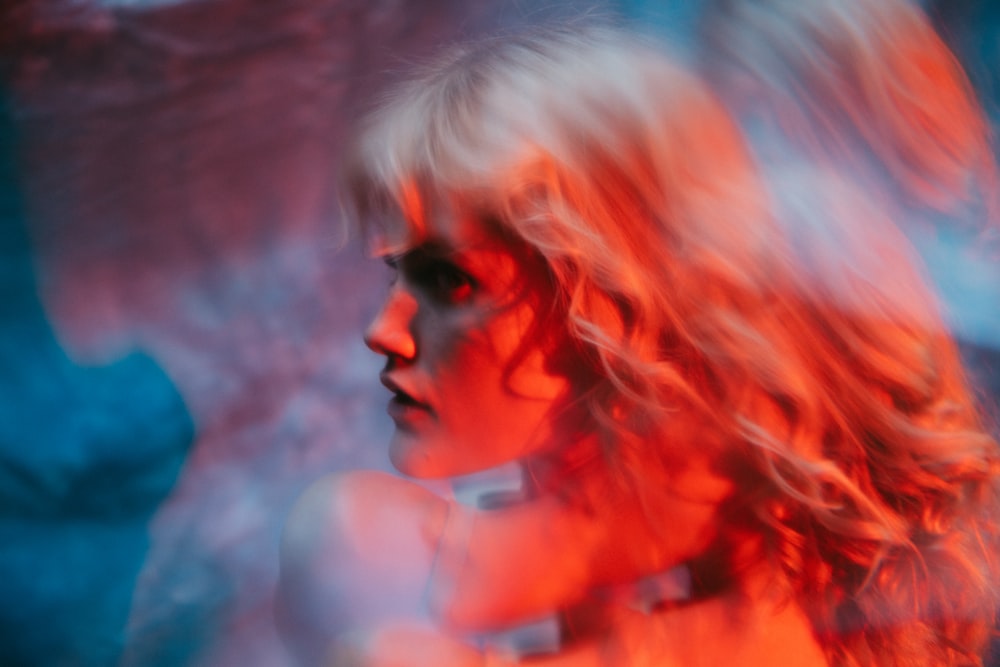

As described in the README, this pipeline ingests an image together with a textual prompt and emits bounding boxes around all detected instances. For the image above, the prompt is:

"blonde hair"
[342,25,1000,667]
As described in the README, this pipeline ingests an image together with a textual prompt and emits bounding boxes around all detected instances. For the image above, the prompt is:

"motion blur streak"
[1,1,612,665]
[699,0,1000,400]
[2,0,998,666]
[0,91,193,666]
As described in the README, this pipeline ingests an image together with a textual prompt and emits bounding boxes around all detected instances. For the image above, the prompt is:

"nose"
[364,285,418,361]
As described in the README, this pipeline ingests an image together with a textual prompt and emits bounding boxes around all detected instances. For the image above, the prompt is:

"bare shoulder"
[282,470,447,564]
[277,470,448,661]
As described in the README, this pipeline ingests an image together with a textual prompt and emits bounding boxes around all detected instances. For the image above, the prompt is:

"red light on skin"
[363,199,580,480]
[279,470,825,665]
[279,433,732,632]
[386,394,434,430]
[428,441,733,634]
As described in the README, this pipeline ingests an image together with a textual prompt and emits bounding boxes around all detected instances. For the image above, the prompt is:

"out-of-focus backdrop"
[1,1,997,665]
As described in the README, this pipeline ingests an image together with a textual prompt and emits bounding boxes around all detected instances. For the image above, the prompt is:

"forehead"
[367,186,509,259]
[369,189,555,300]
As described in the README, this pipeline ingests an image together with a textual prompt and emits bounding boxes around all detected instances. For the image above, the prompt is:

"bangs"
[345,173,432,258]
[340,41,514,257]
[339,25,673,258]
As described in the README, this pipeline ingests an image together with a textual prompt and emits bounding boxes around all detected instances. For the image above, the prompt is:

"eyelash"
[387,257,476,303]
[417,262,475,302]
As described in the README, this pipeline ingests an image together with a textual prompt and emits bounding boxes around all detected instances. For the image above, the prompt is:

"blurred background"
[1,1,997,665]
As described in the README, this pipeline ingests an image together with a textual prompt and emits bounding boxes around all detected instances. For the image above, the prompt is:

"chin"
[389,434,448,479]
[389,431,531,481]
[389,437,498,480]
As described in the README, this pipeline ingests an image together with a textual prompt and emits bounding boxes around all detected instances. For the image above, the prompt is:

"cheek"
[426,312,571,460]
[481,303,571,401]
[421,311,493,384]
[423,306,529,387]
[503,349,570,401]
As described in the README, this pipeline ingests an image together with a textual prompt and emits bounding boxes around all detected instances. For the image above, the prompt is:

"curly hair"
[341,25,1000,667]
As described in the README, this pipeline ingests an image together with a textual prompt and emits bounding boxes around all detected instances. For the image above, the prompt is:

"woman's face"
[364,205,579,479]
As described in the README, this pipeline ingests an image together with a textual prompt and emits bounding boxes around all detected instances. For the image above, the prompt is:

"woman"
[278,25,1000,667]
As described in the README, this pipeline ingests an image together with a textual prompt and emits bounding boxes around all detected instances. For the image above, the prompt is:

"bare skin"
[278,471,827,667]
[277,204,827,665]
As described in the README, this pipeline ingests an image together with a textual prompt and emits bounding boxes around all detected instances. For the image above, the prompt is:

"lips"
[380,373,432,413]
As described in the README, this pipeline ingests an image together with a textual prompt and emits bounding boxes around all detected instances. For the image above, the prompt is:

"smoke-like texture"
[2,1,999,666]
[697,0,1000,402]
[1,2,629,666]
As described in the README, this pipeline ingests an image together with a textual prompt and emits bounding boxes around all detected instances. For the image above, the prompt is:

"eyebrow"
[383,239,463,266]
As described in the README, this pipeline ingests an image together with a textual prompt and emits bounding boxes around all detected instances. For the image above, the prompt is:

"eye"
[412,259,475,303]
[391,248,478,304]
[382,256,400,287]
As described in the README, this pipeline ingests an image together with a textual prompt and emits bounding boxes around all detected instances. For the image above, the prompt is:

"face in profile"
[364,203,580,479]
